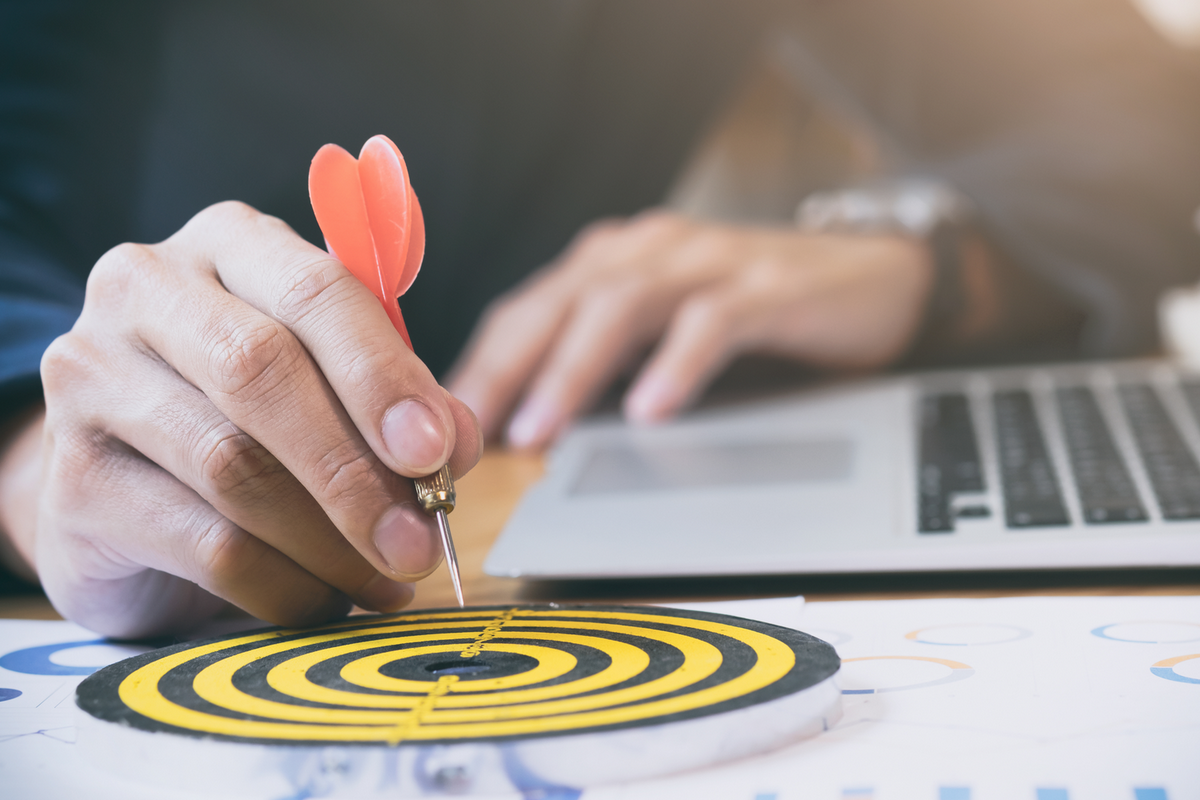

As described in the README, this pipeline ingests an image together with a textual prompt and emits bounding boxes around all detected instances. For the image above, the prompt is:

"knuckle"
[486,289,538,327]
[571,220,624,262]
[185,201,292,247]
[682,293,735,331]
[40,333,93,397]
[42,430,109,514]
[190,515,258,583]
[684,228,733,261]
[665,231,736,280]
[630,209,685,237]
[588,274,651,311]
[271,257,358,329]
[207,316,300,402]
[479,282,559,339]
[193,199,258,230]
[87,242,160,306]
[745,256,788,282]
[189,515,350,627]
[477,295,517,331]
[315,442,389,511]
[340,347,390,400]
[198,424,288,502]
[575,218,622,246]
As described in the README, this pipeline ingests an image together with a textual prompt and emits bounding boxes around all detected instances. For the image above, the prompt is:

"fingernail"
[372,502,441,578]
[507,397,558,449]
[625,375,678,423]
[382,400,447,473]
[355,572,415,612]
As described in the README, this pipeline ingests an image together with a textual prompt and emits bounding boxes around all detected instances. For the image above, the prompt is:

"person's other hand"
[1,202,481,638]
[449,210,932,449]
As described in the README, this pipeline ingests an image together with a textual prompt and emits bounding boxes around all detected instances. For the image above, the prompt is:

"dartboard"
[77,604,839,747]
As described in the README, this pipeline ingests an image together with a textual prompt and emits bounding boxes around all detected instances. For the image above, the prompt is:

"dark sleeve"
[0,1,159,421]
[0,3,86,419]
[780,0,1200,357]
[0,240,84,419]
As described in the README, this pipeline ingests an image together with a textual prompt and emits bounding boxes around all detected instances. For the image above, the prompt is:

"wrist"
[796,179,974,355]
[0,404,45,583]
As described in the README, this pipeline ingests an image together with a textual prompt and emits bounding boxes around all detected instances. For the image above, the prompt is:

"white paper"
[601,596,1200,800]
[2,596,1197,799]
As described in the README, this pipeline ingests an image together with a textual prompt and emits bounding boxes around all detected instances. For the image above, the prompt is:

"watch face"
[796,180,969,237]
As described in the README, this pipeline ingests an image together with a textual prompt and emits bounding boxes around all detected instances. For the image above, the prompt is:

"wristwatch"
[796,179,974,352]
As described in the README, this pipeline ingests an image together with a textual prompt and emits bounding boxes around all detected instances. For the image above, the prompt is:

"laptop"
[484,359,1200,579]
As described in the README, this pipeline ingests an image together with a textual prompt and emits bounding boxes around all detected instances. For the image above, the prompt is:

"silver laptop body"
[485,359,1200,578]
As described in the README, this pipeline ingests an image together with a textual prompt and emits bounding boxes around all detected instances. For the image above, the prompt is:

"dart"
[309,135,463,606]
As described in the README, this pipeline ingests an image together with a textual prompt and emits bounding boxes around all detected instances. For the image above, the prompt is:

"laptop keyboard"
[993,391,1071,528]
[1057,387,1148,523]
[1119,384,1200,520]
[917,394,985,532]
[918,379,1200,532]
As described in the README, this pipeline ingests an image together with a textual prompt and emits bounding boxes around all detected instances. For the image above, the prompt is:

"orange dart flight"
[308,136,465,607]
[308,134,425,349]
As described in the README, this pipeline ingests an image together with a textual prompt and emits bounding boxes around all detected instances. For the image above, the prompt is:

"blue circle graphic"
[905,624,1031,646]
[0,688,21,701]
[839,656,975,694]
[1091,622,1200,644]
[1151,654,1200,685]
[0,639,108,676]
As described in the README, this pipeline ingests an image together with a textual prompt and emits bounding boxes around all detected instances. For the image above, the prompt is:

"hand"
[448,210,933,449]
[0,202,481,638]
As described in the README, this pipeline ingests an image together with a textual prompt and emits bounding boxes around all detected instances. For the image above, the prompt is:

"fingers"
[450,212,733,448]
[35,199,485,635]
[169,202,461,477]
[625,258,800,422]
[37,347,358,637]
[447,215,683,441]
[621,253,815,422]
[623,287,744,423]
[38,443,356,639]
[505,275,670,448]
[446,271,573,441]
[74,334,420,612]
[100,203,461,581]
[626,235,935,421]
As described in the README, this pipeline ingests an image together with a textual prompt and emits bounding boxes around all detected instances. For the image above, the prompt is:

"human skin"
[0,202,482,638]
[449,210,940,450]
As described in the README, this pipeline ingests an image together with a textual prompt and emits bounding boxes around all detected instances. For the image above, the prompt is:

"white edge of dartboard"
[73,674,842,798]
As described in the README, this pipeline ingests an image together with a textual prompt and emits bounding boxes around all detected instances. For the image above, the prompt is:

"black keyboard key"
[1119,384,1200,520]
[1056,387,1147,523]
[993,391,1070,528]
[918,393,985,533]
[955,504,991,518]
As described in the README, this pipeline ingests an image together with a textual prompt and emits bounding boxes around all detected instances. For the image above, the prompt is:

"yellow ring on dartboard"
[337,640,619,697]
[259,641,582,709]
[192,627,702,724]
[116,609,797,742]
[336,642,578,694]
[347,633,647,705]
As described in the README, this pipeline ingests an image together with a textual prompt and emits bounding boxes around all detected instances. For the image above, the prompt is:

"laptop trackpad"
[571,439,854,495]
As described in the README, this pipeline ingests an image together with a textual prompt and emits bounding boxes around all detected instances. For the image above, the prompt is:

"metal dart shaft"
[412,464,464,607]
[434,507,464,607]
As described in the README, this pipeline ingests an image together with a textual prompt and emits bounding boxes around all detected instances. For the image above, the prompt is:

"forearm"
[0,404,43,584]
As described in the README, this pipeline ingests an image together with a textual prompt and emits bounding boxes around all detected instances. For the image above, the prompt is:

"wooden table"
[2,448,1198,621]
